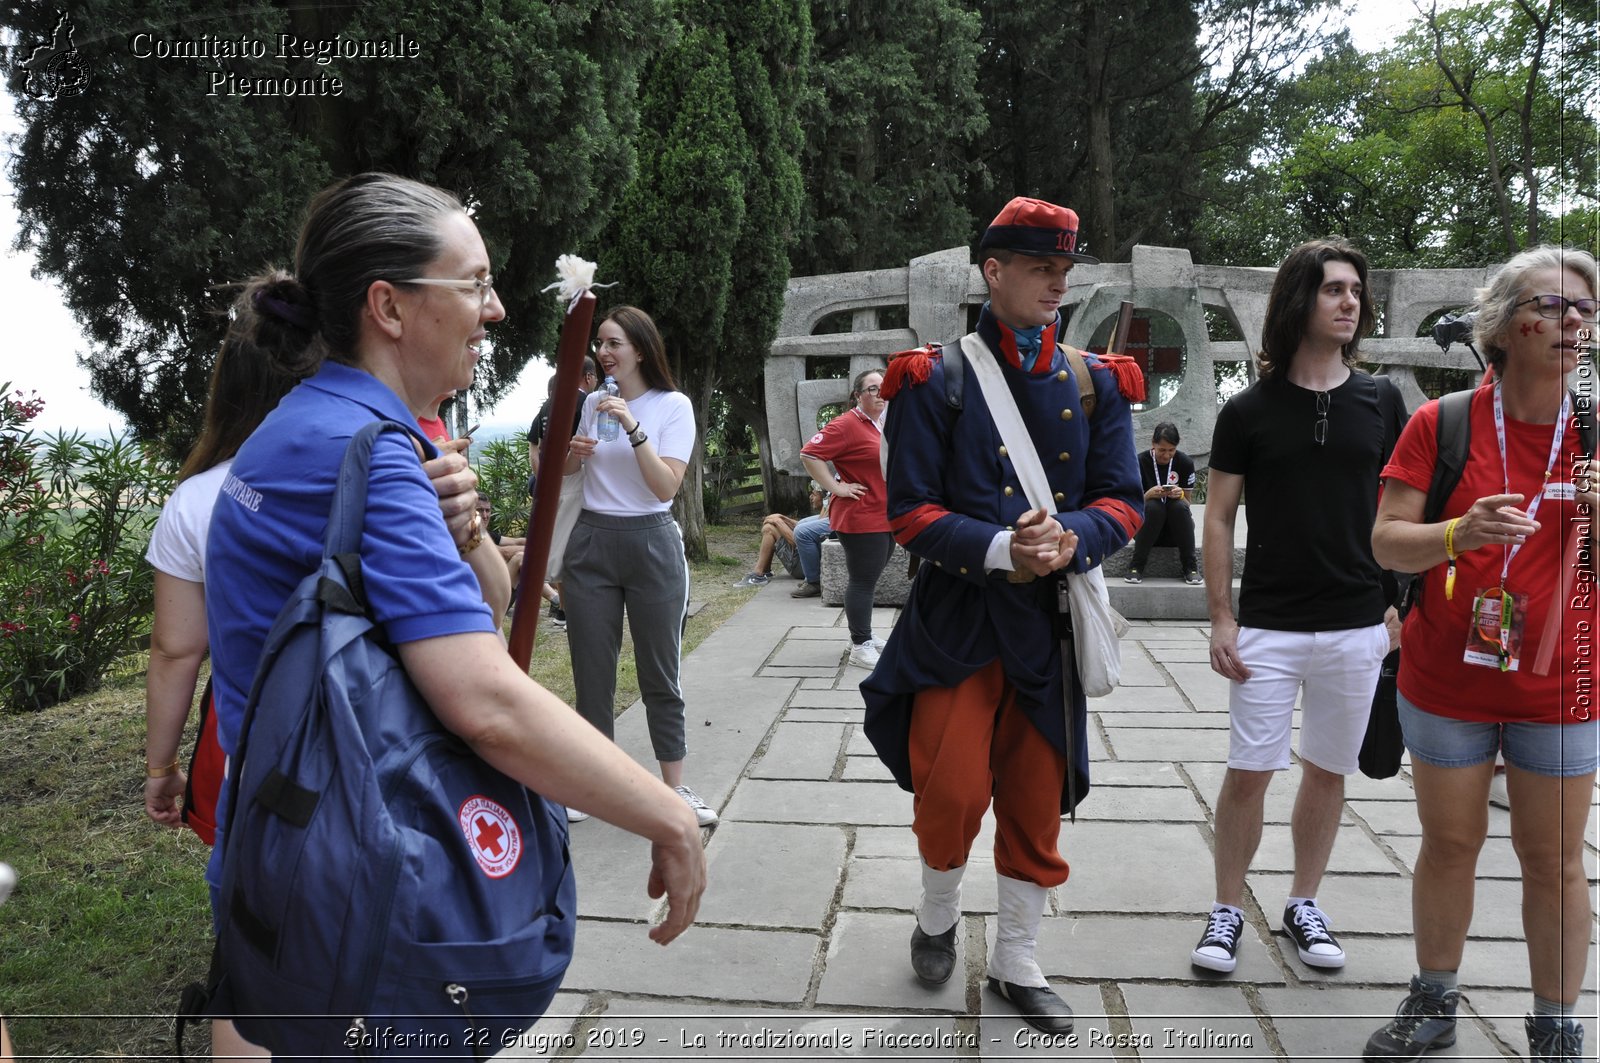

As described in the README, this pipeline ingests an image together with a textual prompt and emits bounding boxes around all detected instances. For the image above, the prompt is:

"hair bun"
[252,276,319,334]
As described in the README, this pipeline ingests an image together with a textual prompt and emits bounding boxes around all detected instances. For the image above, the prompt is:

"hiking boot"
[790,580,821,598]
[736,571,771,587]
[1183,570,1203,585]
[1283,900,1345,968]
[1526,1014,1584,1062]
[674,785,718,827]
[847,642,881,669]
[1362,977,1458,1059]
[1123,569,1143,584]
[1190,906,1244,973]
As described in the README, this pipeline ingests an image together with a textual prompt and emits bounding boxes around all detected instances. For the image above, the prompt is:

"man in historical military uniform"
[862,197,1144,1034]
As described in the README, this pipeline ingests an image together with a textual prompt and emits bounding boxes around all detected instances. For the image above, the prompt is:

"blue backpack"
[189,420,575,1058]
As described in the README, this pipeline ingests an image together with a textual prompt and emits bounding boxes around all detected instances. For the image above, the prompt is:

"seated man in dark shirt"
[1124,421,1200,584]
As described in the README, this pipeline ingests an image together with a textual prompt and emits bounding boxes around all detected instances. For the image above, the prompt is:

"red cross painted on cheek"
[1521,323,1533,336]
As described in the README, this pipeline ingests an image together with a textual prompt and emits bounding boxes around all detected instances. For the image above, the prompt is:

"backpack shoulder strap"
[1372,373,1401,461]
[1424,388,1475,524]
[944,338,1101,419]
[942,339,965,410]
[1061,344,1096,419]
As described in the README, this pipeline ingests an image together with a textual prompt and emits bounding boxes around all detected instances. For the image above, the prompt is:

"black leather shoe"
[987,977,1074,1035]
[909,924,958,984]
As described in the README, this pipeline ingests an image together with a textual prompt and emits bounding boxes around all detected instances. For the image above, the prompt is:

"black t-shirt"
[1138,448,1197,493]
[529,390,588,447]
[1209,371,1407,631]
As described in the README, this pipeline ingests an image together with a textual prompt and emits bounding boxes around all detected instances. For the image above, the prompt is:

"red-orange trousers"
[909,658,1071,887]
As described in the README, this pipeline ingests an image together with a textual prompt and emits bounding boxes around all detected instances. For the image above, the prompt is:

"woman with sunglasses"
[1366,246,1597,1063]
[801,368,892,668]
[561,306,717,826]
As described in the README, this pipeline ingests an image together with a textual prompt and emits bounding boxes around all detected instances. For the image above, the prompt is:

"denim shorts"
[1398,692,1600,777]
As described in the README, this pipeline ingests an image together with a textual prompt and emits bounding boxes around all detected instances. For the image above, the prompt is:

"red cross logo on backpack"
[458,795,523,879]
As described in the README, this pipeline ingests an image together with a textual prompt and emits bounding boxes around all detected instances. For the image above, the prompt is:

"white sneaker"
[564,806,589,823]
[869,636,888,652]
[848,641,881,668]
[674,785,719,826]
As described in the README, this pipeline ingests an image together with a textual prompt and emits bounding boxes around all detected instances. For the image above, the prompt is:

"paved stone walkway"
[507,583,1598,1061]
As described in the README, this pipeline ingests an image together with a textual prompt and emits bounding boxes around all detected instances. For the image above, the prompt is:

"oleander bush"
[0,385,173,712]
[474,431,534,538]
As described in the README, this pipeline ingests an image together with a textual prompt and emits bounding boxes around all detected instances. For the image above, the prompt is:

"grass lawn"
[0,519,765,1058]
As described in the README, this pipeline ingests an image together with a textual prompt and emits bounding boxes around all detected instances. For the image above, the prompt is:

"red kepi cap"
[978,196,1098,264]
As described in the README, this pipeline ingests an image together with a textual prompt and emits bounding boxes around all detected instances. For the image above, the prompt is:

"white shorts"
[1227,623,1389,775]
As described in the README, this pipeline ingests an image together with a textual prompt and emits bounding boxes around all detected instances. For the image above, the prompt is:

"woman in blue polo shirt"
[205,174,706,957]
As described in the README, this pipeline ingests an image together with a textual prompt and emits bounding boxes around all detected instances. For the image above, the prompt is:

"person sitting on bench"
[1125,421,1201,585]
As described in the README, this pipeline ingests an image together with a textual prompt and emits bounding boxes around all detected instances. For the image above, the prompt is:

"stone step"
[1102,502,1248,579]
[1109,576,1239,621]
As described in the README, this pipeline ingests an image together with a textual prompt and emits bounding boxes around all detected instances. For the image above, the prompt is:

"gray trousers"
[561,510,689,762]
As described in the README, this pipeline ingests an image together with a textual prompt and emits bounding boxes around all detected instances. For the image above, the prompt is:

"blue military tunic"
[861,306,1143,812]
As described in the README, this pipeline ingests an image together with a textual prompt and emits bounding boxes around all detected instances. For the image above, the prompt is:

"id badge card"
[1463,587,1527,672]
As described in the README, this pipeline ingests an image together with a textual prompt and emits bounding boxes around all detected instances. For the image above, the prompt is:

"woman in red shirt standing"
[1367,245,1597,1063]
[802,369,892,668]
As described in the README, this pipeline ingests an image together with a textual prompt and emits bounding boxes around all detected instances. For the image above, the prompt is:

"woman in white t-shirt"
[143,325,303,841]
[562,306,715,826]
[141,320,302,1061]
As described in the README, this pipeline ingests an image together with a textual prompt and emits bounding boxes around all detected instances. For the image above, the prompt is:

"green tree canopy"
[791,0,986,276]
[1196,0,1597,266]
[603,0,809,557]
[968,0,1341,263]
[3,0,671,455]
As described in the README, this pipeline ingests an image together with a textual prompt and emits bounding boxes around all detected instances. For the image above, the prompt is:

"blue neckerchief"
[976,303,1059,374]
[1013,323,1045,372]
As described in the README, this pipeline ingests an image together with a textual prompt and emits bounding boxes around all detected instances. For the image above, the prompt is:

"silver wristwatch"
[626,422,649,447]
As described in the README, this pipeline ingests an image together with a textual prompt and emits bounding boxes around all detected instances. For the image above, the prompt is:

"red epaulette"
[881,343,941,401]
[1091,352,1147,404]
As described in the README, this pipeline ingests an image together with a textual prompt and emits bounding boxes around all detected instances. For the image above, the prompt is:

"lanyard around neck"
[1151,450,1172,486]
[1491,382,1568,584]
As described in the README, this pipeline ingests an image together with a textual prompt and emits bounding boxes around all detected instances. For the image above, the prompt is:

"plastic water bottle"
[595,375,621,441]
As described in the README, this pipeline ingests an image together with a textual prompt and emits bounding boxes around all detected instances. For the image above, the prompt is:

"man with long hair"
[1192,238,1406,976]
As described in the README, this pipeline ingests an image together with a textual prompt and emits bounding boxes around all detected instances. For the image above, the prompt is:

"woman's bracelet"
[145,757,180,778]
[1443,517,1460,601]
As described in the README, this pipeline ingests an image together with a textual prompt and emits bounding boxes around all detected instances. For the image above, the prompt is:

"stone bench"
[1102,503,1246,577]
[819,538,913,607]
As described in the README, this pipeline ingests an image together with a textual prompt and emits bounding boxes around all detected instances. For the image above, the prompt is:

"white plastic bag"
[1062,566,1127,698]
[544,467,586,581]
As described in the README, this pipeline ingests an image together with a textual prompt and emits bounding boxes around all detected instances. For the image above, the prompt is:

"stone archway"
[766,245,1494,474]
